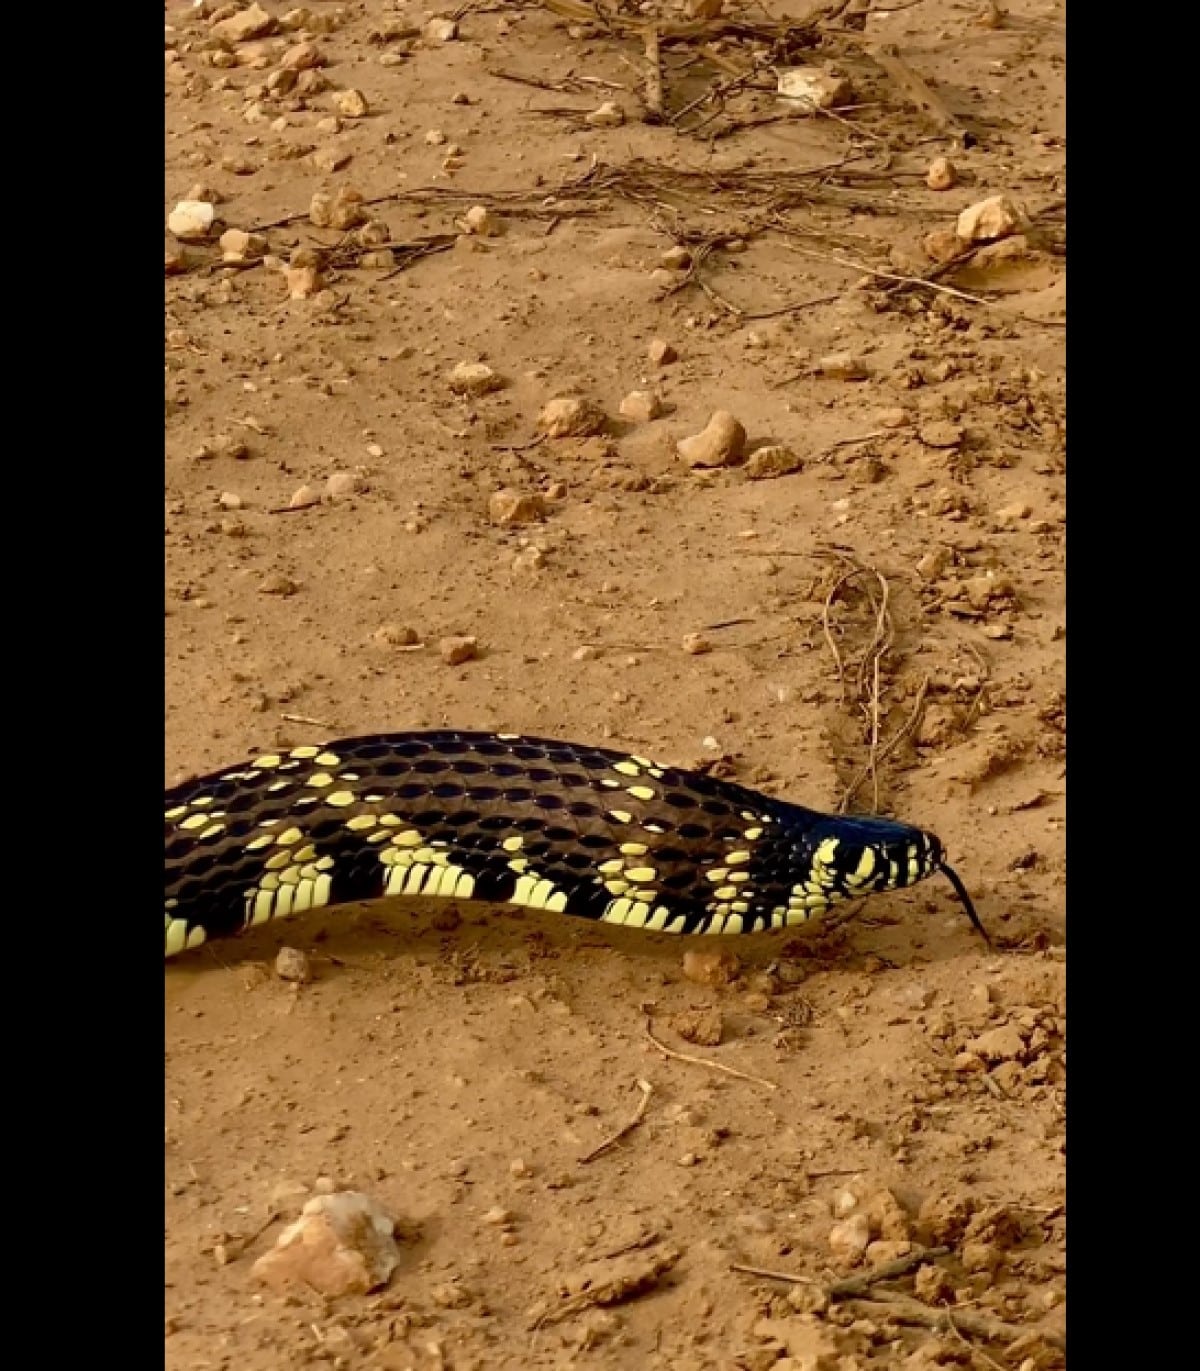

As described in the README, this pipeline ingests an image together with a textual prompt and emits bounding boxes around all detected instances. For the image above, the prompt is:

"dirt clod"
[681,949,741,987]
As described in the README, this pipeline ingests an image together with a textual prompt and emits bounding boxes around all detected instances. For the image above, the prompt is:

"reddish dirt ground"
[165,2,1065,1367]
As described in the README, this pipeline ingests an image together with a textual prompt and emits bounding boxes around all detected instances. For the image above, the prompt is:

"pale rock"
[926,156,957,191]
[585,101,625,128]
[219,228,268,262]
[356,220,390,247]
[284,265,323,298]
[259,572,299,595]
[281,40,325,70]
[777,66,852,111]
[212,3,277,43]
[660,245,691,271]
[309,186,365,229]
[489,489,545,524]
[619,390,663,422]
[996,500,1031,522]
[274,946,312,983]
[448,361,504,396]
[462,205,501,237]
[310,145,351,173]
[289,484,319,508]
[681,633,712,655]
[676,410,746,468]
[334,88,369,118]
[425,128,447,146]
[744,437,811,482]
[537,396,606,438]
[647,338,677,365]
[372,623,418,648]
[828,1212,871,1266]
[252,1191,400,1296]
[425,18,458,42]
[325,472,362,500]
[315,115,341,135]
[168,200,216,241]
[818,351,869,380]
[956,194,1024,243]
[511,546,546,575]
[266,66,297,95]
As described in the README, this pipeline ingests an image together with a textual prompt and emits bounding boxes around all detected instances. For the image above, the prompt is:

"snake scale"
[164,729,987,958]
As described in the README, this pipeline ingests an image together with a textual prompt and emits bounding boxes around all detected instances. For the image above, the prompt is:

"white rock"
[777,67,852,112]
[956,194,1025,243]
[168,200,216,241]
[462,205,501,237]
[828,1212,871,1266]
[425,18,458,42]
[585,101,625,128]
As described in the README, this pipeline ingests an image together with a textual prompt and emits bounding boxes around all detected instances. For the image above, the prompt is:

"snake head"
[788,814,989,943]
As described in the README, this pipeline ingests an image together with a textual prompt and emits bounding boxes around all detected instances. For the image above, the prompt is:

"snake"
[164,729,987,958]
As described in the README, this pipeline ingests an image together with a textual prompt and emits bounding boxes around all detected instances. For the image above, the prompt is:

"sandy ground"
[165,2,1065,1367]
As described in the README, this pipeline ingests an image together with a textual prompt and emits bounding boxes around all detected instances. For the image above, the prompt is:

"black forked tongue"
[939,863,992,946]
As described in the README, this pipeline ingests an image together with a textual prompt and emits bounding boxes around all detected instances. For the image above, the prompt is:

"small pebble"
[818,351,870,380]
[660,245,692,271]
[325,472,362,500]
[585,101,625,127]
[372,623,418,647]
[219,228,267,262]
[489,489,545,524]
[274,947,312,983]
[449,361,504,395]
[669,1008,724,1046]
[424,18,458,42]
[333,88,369,118]
[619,390,663,422]
[745,444,803,480]
[289,484,319,508]
[647,338,677,365]
[462,205,501,237]
[681,632,712,655]
[537,396,606,438]
[439,635,479,665]
[926,156,957,191]
[259,572,299,596]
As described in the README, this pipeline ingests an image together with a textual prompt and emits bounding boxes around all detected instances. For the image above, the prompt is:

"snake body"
[165,730,986,958]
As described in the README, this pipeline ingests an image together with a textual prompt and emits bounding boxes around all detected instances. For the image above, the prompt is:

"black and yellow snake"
[165,730,987,958]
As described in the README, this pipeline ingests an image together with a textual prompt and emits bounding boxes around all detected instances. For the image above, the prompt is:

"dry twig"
[644,1018,777,1090]
[579,1079,654,1163]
